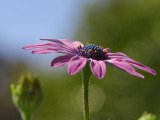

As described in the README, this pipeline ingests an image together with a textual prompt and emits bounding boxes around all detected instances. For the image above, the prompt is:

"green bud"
[138,112,157,120]
[10,74,42,120]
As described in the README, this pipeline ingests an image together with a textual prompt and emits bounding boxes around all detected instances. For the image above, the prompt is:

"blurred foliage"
[0,0,160,120]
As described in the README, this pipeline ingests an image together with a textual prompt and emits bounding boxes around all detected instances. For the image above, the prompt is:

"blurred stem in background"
[81,63,92,120]
[10,74,43,120]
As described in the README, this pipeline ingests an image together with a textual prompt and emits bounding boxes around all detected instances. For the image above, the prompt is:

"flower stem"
[81,63,92,120]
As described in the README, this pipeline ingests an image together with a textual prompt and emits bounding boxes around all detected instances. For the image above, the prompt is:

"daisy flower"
[22,39,156,79]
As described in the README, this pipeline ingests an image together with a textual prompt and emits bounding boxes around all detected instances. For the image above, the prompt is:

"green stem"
[81,63,92,120]
[21,111,32,120]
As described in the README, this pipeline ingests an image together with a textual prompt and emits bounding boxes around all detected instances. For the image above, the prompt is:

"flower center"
[78,44,110,60]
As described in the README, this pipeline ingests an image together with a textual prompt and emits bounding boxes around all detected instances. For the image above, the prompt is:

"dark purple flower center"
[78,44,110,60]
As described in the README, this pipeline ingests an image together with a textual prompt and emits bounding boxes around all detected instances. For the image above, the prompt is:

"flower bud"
[10,74,42,119]
[138,112,156,120]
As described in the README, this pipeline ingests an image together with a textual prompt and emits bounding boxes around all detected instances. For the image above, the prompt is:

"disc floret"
[78,44,109,60]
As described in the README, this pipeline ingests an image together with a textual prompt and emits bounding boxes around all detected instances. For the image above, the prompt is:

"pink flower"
[22,39,156,79]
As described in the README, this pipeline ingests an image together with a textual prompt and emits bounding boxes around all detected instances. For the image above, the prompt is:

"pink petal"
[31,48,59,54]
[67,56,87,75]
[108,55,128,59]
[22,43,56,50]
[30,49,59,54]
[40,38,73,45]
[23,39,84,55]
[107,53,156,76]
[90,60,106,79]
[109,55,156,76]
[126,59,156,75]
[107,52,128,57]
[40,38,80,53]
[23,40,78,55]
[51,54,74,68]
[107,59,144,78]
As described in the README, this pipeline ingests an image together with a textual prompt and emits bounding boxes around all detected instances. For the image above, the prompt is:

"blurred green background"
[0,0,160,120]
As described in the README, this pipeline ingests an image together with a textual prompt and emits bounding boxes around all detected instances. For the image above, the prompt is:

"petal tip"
[98,76,104,80]
[70,72,76,75]
[51,62,54,67]
[22,47,25,50]
[31,51,34,53]
[22,46,28,50]
[134,73,144,79]
[151,70,156,76]
[40,38,46,40]
[67,70,75,75]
